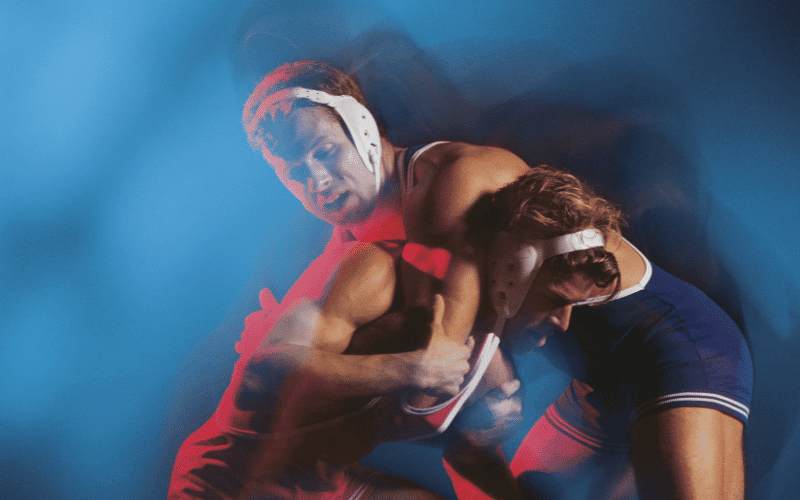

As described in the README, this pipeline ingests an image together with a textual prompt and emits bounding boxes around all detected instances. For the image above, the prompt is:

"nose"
[547,305,572,332]
[306,163,332,192]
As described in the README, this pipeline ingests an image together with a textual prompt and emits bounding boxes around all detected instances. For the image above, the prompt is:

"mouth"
[321,192,349,213]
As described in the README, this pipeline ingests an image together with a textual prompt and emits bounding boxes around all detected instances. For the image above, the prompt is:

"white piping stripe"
[644,392,749,413]
[404,141,448,200]
[546,406,630,452]
[637,393,749,419]
[348,483,368,500]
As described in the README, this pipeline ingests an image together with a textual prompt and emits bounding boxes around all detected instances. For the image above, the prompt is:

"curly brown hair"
[242,61,374,154]
[492,165,626,295]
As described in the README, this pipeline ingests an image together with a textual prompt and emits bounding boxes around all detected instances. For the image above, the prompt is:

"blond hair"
[493,165,625,292]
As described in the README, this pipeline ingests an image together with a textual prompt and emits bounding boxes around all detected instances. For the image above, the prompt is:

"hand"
[411,294,475,397]
[455,379,524,448]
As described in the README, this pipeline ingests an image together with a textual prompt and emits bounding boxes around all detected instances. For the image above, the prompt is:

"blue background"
[1,1,798,498]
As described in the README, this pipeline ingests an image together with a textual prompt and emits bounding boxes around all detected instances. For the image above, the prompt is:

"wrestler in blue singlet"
[534,248,752,451]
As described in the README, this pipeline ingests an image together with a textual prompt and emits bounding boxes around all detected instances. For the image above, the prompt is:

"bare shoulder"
[406,142,530,242]
[322,242,398,327]
[266,242,397,353]
[420,142,529,190]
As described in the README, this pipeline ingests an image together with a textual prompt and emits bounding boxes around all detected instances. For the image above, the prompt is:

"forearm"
[240,344,421,406]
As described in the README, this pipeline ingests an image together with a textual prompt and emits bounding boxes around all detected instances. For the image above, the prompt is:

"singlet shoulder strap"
[399,141,450,200]
[573,236,653,305]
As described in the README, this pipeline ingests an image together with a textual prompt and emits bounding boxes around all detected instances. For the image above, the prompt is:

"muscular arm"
[236,244,472,420]
[631,407,745,500]
[402,145,530,406]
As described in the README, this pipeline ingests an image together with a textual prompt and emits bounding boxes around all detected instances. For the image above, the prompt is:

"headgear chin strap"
[488,228,605,333]
[257,87,383,193]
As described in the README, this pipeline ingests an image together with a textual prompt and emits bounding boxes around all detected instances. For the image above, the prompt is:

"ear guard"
[256,87,383,192]
[489,228,605,333]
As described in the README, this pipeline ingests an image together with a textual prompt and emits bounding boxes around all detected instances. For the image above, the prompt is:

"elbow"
[234,347,299,411]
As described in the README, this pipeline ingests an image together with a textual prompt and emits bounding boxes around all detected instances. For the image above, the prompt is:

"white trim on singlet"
[349,483,370,500]
[545,405,631,452]
[399,141,450,201]
[635,391,751,422]
[572,236,653,306]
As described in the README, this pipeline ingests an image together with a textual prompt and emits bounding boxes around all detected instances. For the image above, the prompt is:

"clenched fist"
[411,295,475,397]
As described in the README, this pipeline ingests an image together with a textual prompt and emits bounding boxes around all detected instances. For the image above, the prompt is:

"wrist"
[392,350,428,392]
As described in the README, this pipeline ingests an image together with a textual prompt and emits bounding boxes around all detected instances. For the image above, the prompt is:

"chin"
[338,205,379,227]
[313,206,356,226]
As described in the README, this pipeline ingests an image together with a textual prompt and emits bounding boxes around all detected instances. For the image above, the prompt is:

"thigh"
[510,408,599,477]
[511,414,636,500]
[510,381,637,500]
[511,380,630,477]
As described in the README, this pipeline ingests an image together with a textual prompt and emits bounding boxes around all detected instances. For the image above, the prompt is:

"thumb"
[431,294,446,327]
[466,335,476,351]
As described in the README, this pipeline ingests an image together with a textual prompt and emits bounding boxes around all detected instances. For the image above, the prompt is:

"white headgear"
[256,87,383,192]
[488,228,605,333]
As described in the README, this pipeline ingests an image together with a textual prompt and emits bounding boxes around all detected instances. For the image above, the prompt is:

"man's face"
[261,105,380,226]
[501,266,599,355]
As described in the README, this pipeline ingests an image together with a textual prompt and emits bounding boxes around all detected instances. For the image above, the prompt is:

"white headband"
[488,228,605,332]
[257,87,383,192]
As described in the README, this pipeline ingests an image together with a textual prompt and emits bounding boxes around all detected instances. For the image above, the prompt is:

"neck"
[381,138,405,185]
[346,203,406,241]
[605,232,647,292]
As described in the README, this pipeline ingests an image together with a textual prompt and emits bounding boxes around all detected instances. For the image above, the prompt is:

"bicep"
[402,148,528,340]
[235,246,396,411]
[398,250,482,343]
[260,243,397,354]
[317,244,397,349]
[631,407,744,500]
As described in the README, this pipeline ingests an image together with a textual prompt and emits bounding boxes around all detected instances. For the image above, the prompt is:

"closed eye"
[543,293,570,309]
[313,143,337,161]
[283,164,308,184]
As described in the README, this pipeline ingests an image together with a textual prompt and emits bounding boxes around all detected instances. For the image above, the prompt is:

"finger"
[431,294,446,326]
[466,335,475,350]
